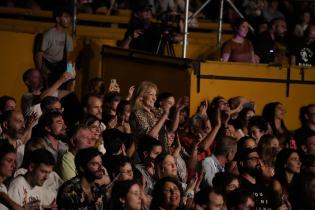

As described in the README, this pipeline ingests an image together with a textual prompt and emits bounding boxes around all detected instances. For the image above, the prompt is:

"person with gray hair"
[58,124,94,181]
[202,135,237,186]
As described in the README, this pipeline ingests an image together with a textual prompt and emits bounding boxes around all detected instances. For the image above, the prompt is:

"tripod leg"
[226,0,255,32]
[217,0,224,48]
[189,0,213,20]
[156,35,164,54]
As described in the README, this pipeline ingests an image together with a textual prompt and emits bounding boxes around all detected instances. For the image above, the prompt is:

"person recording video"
[120,1,163,53]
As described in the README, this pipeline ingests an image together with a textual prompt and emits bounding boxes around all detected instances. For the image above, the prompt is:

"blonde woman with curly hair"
[130,81,170,149]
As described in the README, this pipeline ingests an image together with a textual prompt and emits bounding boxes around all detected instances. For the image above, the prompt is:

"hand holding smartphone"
[66,63,73,74]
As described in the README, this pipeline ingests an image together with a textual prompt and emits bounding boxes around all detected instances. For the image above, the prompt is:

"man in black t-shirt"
[237,148,272,210]
[254,17,287,64]
[120,1,163,54]
[291,25,315,67]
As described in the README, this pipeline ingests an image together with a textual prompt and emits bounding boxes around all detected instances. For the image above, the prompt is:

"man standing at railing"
[35,6,74,88]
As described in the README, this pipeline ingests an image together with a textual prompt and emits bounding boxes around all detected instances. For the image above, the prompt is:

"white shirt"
[8,175,56,208]
[14,168,63,192]
[16,140,25,169]
[202,154,225,187]
[0,184,9,210]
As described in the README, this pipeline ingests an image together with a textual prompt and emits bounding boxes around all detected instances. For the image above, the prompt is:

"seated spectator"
[36,111,68,163]
[291,25,315,67]
[0,143,23,210]
[57,147,106,209]
[110,180,142,210]
[298,173,315,209]
[8,149,56,209]
[81,115,106,154]
[0,96,16,114]
[262,102,292,148]
[115,100,132,134]
[40,96,63,114]
[212,172,240,196]
[227,188,255,210]
[15,138,63,194]
[150,176,184,210]
[180,101,215,162]
[293,10,312,38]
[295,104,315,147]
[154,153,178,181]
[103,92,121,129]
[221,19,257,63]
[237,148,272,209]
[83,94,106,131]
[302,155,315,174]
[233,107,255,137]
[272,149,302,209]
[248,116,269,144]
[301,135,315,156]
[1,111,27,168]
[87,77,106,98]
[242,0,265,20]
[58,124,94,181]
[135,135,163,193]
[155,93,188,134]
[202,136,237,187]
[257,134,281,178]
[165,130,187,183]
[21,69,74,123]
[107,155,134,182]
[254,17,287,64]
[102,129,127,160]
[206,187,226,210]
[262,0,284,22]
[21,69,43,117]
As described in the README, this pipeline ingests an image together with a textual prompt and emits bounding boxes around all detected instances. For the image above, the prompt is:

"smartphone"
[243,102,255,109]
[66,63,73,73]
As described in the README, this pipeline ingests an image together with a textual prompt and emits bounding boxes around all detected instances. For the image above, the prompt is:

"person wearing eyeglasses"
[237,148,272,210]
[58,124,94,181]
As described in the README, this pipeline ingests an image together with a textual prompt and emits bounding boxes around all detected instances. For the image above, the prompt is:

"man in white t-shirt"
[8,149,56,209]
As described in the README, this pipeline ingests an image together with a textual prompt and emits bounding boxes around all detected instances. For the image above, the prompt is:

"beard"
[7,128,24,139]
[50,130,67,141]
[84,168,103,182]
[245,165,262,177]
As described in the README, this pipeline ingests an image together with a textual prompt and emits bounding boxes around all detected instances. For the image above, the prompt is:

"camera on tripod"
[155,12,181,56]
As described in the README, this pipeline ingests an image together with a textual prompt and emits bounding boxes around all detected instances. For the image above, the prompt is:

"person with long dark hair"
[150,177,184,210]
[271,148,301,209]
[110,180,142,210]
[262,102,292,147]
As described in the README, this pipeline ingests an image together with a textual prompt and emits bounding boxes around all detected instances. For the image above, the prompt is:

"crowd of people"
[2,0,315,65]
[0,70,315,210]
[0,1,314,210]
